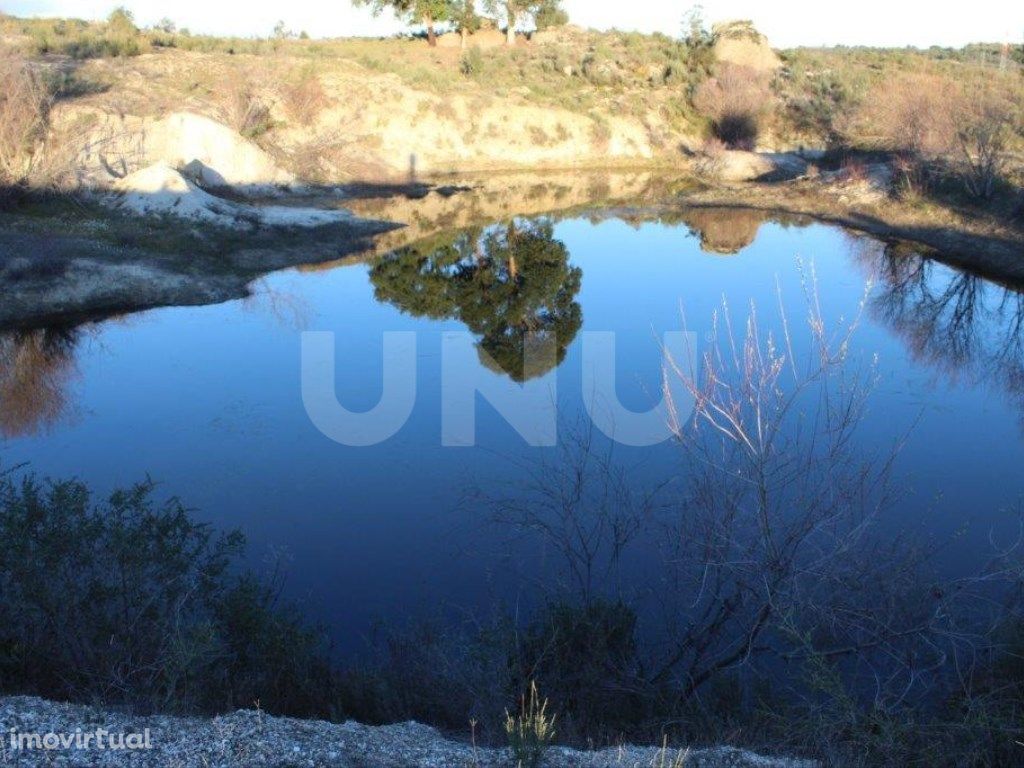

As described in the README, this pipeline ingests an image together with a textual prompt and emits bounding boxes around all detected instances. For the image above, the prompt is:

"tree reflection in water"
[371,219,583,381]
[858,240,1024,423]
[0,328,79,439]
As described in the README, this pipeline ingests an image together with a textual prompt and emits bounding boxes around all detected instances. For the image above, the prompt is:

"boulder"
[699,150,808,182]
[712,20,781,72]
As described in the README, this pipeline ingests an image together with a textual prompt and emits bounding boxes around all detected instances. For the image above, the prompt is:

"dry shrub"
[286,132,351,184]
[838,156,869,183]
[692,63,772,149]
[952,83,1019,200]
[281,68,328,127]
[221,77,273,140]
[843,72,955,158]
[0,55,53,192]
[846,71,1020,199]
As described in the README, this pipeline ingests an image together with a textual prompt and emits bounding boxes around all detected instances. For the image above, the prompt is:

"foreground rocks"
[0,697,814,768]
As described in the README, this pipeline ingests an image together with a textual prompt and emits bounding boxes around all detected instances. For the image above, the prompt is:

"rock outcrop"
[698,150,808,182]
[0,697,816,768]
[712,21,782,72]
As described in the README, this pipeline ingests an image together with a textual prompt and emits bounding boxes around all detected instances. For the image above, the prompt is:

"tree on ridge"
[351,0,453,47]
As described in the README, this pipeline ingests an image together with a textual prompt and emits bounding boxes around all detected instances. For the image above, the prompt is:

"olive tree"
[351,0,452,46]
[452,0,481,48]
[484,0,564,45]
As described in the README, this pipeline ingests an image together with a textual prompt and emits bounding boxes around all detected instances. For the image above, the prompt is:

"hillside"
[3,14,1020,183]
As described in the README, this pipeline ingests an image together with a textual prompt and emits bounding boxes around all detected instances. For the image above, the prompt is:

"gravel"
[0,697,816,768]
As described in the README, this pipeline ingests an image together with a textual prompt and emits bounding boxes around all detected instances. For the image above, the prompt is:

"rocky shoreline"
[0,697,814,768]
[0,213,395,332]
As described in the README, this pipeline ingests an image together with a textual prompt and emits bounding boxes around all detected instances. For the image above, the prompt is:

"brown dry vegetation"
[0,329,77,438]
[0,55,52,191]
[219,75,274,140]
[280,67,330,127]
[841,70,1023,199]
[692,63,773,149]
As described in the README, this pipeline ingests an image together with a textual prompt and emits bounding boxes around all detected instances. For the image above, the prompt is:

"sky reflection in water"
[2,209,1023,649]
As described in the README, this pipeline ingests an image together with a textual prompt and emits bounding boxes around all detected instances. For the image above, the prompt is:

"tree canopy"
[451,0,482,41]
[483,0,565,43]
[352,0,564,45]
[351,0,453,45]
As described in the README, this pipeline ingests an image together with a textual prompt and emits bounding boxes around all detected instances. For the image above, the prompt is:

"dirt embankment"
[56,48,681,184]
[681,173,1024,285]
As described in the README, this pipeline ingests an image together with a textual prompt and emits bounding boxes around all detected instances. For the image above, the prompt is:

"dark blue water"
[3,210,1022,650]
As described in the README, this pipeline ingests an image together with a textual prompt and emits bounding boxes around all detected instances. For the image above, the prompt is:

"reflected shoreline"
[5,203,1024,439]
[6,169,1021,336]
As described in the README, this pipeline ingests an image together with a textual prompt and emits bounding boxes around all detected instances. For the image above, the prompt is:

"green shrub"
[535,5,569,31]
[511,601,651,738]
[0,469,334,716]
[25,11,146,59]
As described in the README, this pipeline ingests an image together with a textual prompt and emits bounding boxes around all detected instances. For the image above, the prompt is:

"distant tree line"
[351,0,567,47]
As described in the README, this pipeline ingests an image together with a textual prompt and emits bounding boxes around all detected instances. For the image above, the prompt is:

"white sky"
[4,0,1022,48]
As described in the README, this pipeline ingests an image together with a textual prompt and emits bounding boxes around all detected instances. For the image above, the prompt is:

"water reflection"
[679,207,766,255]
[0,328,79,439]
[371,219,583,381]
[857,241,1024,422]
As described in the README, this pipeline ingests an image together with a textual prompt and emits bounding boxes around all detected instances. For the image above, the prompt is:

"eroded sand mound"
[74,111,295,192]
[111,163,348,228]
[149,113,294,190]
[113,162,230,220]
